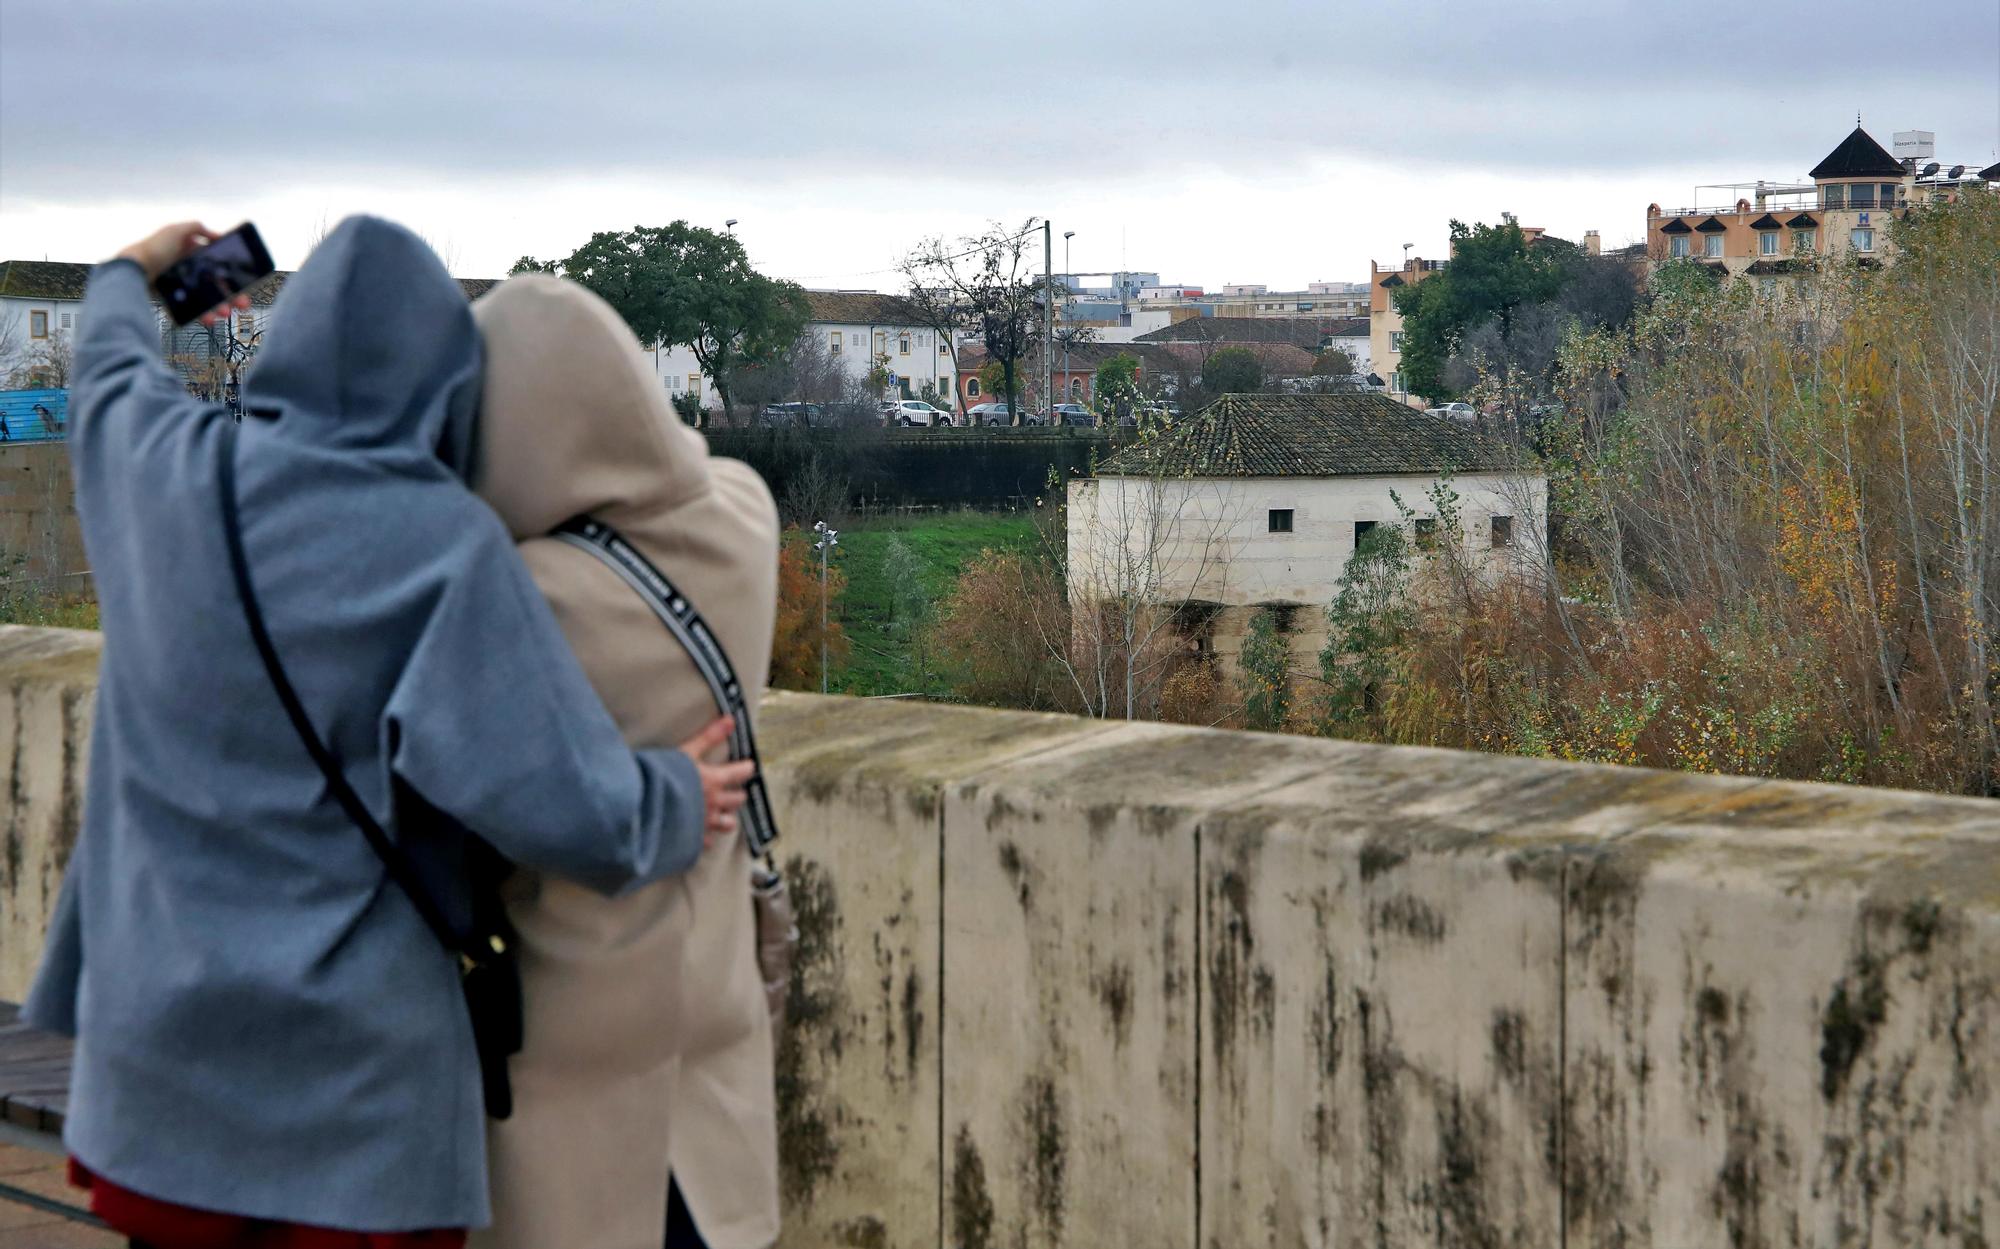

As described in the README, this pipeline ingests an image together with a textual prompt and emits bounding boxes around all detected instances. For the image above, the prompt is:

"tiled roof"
[1785,213,1819,229]
[1133,316,1367,348]
[2,262,499,308]
[0,260,92,301]
[1809,126,1905,180]
[1660,219,1692,234]
[1982,162,2000,181]
[1748,214,1784,230]
[1694,216,1728,233]
[1158,342,1318,376]
[804,290,928,326]
[1098,392,1522,479]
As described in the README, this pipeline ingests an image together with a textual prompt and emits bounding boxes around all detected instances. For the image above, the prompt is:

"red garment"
[71,1159,467,1249]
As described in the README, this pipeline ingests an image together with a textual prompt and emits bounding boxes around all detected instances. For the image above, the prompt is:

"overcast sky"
[4,1,1996,292]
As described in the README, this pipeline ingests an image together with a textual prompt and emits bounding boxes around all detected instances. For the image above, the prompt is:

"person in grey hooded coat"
[24,217,749,1235]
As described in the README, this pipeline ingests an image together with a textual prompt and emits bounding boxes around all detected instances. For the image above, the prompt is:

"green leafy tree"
[1093,352,1141,423]
[1239,607,1292,730]
[1393,216,1567,400]
[515,222,808,427]
[1317,526,1414,737]
[1202,346,1262,396]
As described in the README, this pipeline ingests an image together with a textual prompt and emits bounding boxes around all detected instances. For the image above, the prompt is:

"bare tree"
[901,220,1041,425]
[0,310,26,386]
[17,330,74,389]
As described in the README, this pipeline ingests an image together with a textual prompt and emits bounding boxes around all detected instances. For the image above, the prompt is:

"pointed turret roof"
[1810,126,1904,180]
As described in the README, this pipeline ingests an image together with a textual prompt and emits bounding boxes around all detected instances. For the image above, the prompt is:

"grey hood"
[246,214,481,474]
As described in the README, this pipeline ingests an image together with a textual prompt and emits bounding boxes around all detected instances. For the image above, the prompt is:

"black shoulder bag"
[550,516,797,1025]
[219,429,524,1118]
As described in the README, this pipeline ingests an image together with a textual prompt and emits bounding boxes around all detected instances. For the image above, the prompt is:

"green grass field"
[829,510,1038,698]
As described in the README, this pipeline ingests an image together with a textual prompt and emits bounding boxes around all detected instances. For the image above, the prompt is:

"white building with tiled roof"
[1068,392,1546,674]
[646,289,957,416]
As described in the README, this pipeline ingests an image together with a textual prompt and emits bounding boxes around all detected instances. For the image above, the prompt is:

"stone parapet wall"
[1,627,1994,1246]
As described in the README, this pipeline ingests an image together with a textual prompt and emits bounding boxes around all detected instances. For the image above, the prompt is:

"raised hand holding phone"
[117,221,268,327]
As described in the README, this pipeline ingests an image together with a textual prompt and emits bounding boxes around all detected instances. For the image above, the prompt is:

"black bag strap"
[218,425,473,961]
[551,516,779,858]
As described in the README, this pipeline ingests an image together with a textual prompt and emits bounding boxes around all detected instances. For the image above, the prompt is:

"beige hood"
[471,273,711,540]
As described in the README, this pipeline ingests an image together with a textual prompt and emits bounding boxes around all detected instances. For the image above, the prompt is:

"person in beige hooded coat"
[467,275,782,1249]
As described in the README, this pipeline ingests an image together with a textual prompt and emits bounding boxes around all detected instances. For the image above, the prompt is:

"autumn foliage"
[769,528,850,691]
[1298,195,2000,795]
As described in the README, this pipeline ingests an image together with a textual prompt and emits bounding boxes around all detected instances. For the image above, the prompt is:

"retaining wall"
[0,442,86,586]
[0,626,1994,1247]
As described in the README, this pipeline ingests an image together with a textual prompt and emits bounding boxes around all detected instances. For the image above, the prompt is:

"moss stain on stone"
[1434,1090,1505,1249]
[1490,1009,1527,1086]
[1358,838,1407,881]
[1022,1073,1067,1242]
[1094,960,1133,1050]
[1209,867,1255,1072]
[997,839,1032,910]
[1371,893,1448,944]
[776,854,844,1208]
[1820,955,1888,1102]
[950,1124,994,1249]
[900,968,924,1082]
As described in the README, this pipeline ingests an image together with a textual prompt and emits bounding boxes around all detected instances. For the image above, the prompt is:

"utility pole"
[1043,219,1054,426]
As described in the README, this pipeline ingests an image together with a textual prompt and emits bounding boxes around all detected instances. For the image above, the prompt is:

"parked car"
[888,400,951,427]
[1426,402,1476,421]
[759,402,824,428]
[1049,403,1096,428]
[967,402,1016,426]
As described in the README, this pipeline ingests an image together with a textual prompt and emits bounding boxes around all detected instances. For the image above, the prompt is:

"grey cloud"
[3,0,1996,198]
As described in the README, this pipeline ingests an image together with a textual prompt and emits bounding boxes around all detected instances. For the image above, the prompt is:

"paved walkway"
[0,1144,118,1247]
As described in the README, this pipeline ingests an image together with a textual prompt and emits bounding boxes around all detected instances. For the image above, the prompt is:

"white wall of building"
[0,296,85,383]
[643,316,957,413]
[1068,470,1548,609]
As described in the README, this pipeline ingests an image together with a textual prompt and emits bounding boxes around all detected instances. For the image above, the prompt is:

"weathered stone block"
[941,723,1330,1249]
[0,626,100,1002]
[1561,779,2000,1248]
[757,693,1113,1249]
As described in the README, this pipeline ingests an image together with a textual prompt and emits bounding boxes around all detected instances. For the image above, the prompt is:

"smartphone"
[153,222,275,326]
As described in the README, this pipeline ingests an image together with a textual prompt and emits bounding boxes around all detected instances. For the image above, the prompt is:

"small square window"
[1491,516,1514,548]
[1414,517,1439,551]
[1703,234,1724,259]
[1354,519,1378,547]
[1268,508,1294,534]
[1851,228,1874,253]
[1850,183,1876,209]
[1822,184,1845,209]
[29,311,47,338]
[1759,231,1779,256]
[59,312,73,330]
[1669,235,1690,259]
[1389,331,1404,351]
[1794,230,1816,253]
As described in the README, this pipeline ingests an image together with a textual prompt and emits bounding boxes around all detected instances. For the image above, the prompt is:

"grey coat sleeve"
[67,260,215,488]
[381,527,708,897]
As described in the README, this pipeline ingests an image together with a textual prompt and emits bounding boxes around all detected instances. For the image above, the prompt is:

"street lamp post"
[812,521,839,694]
[1062,231,1075,412]
[1042,220,1054,427]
